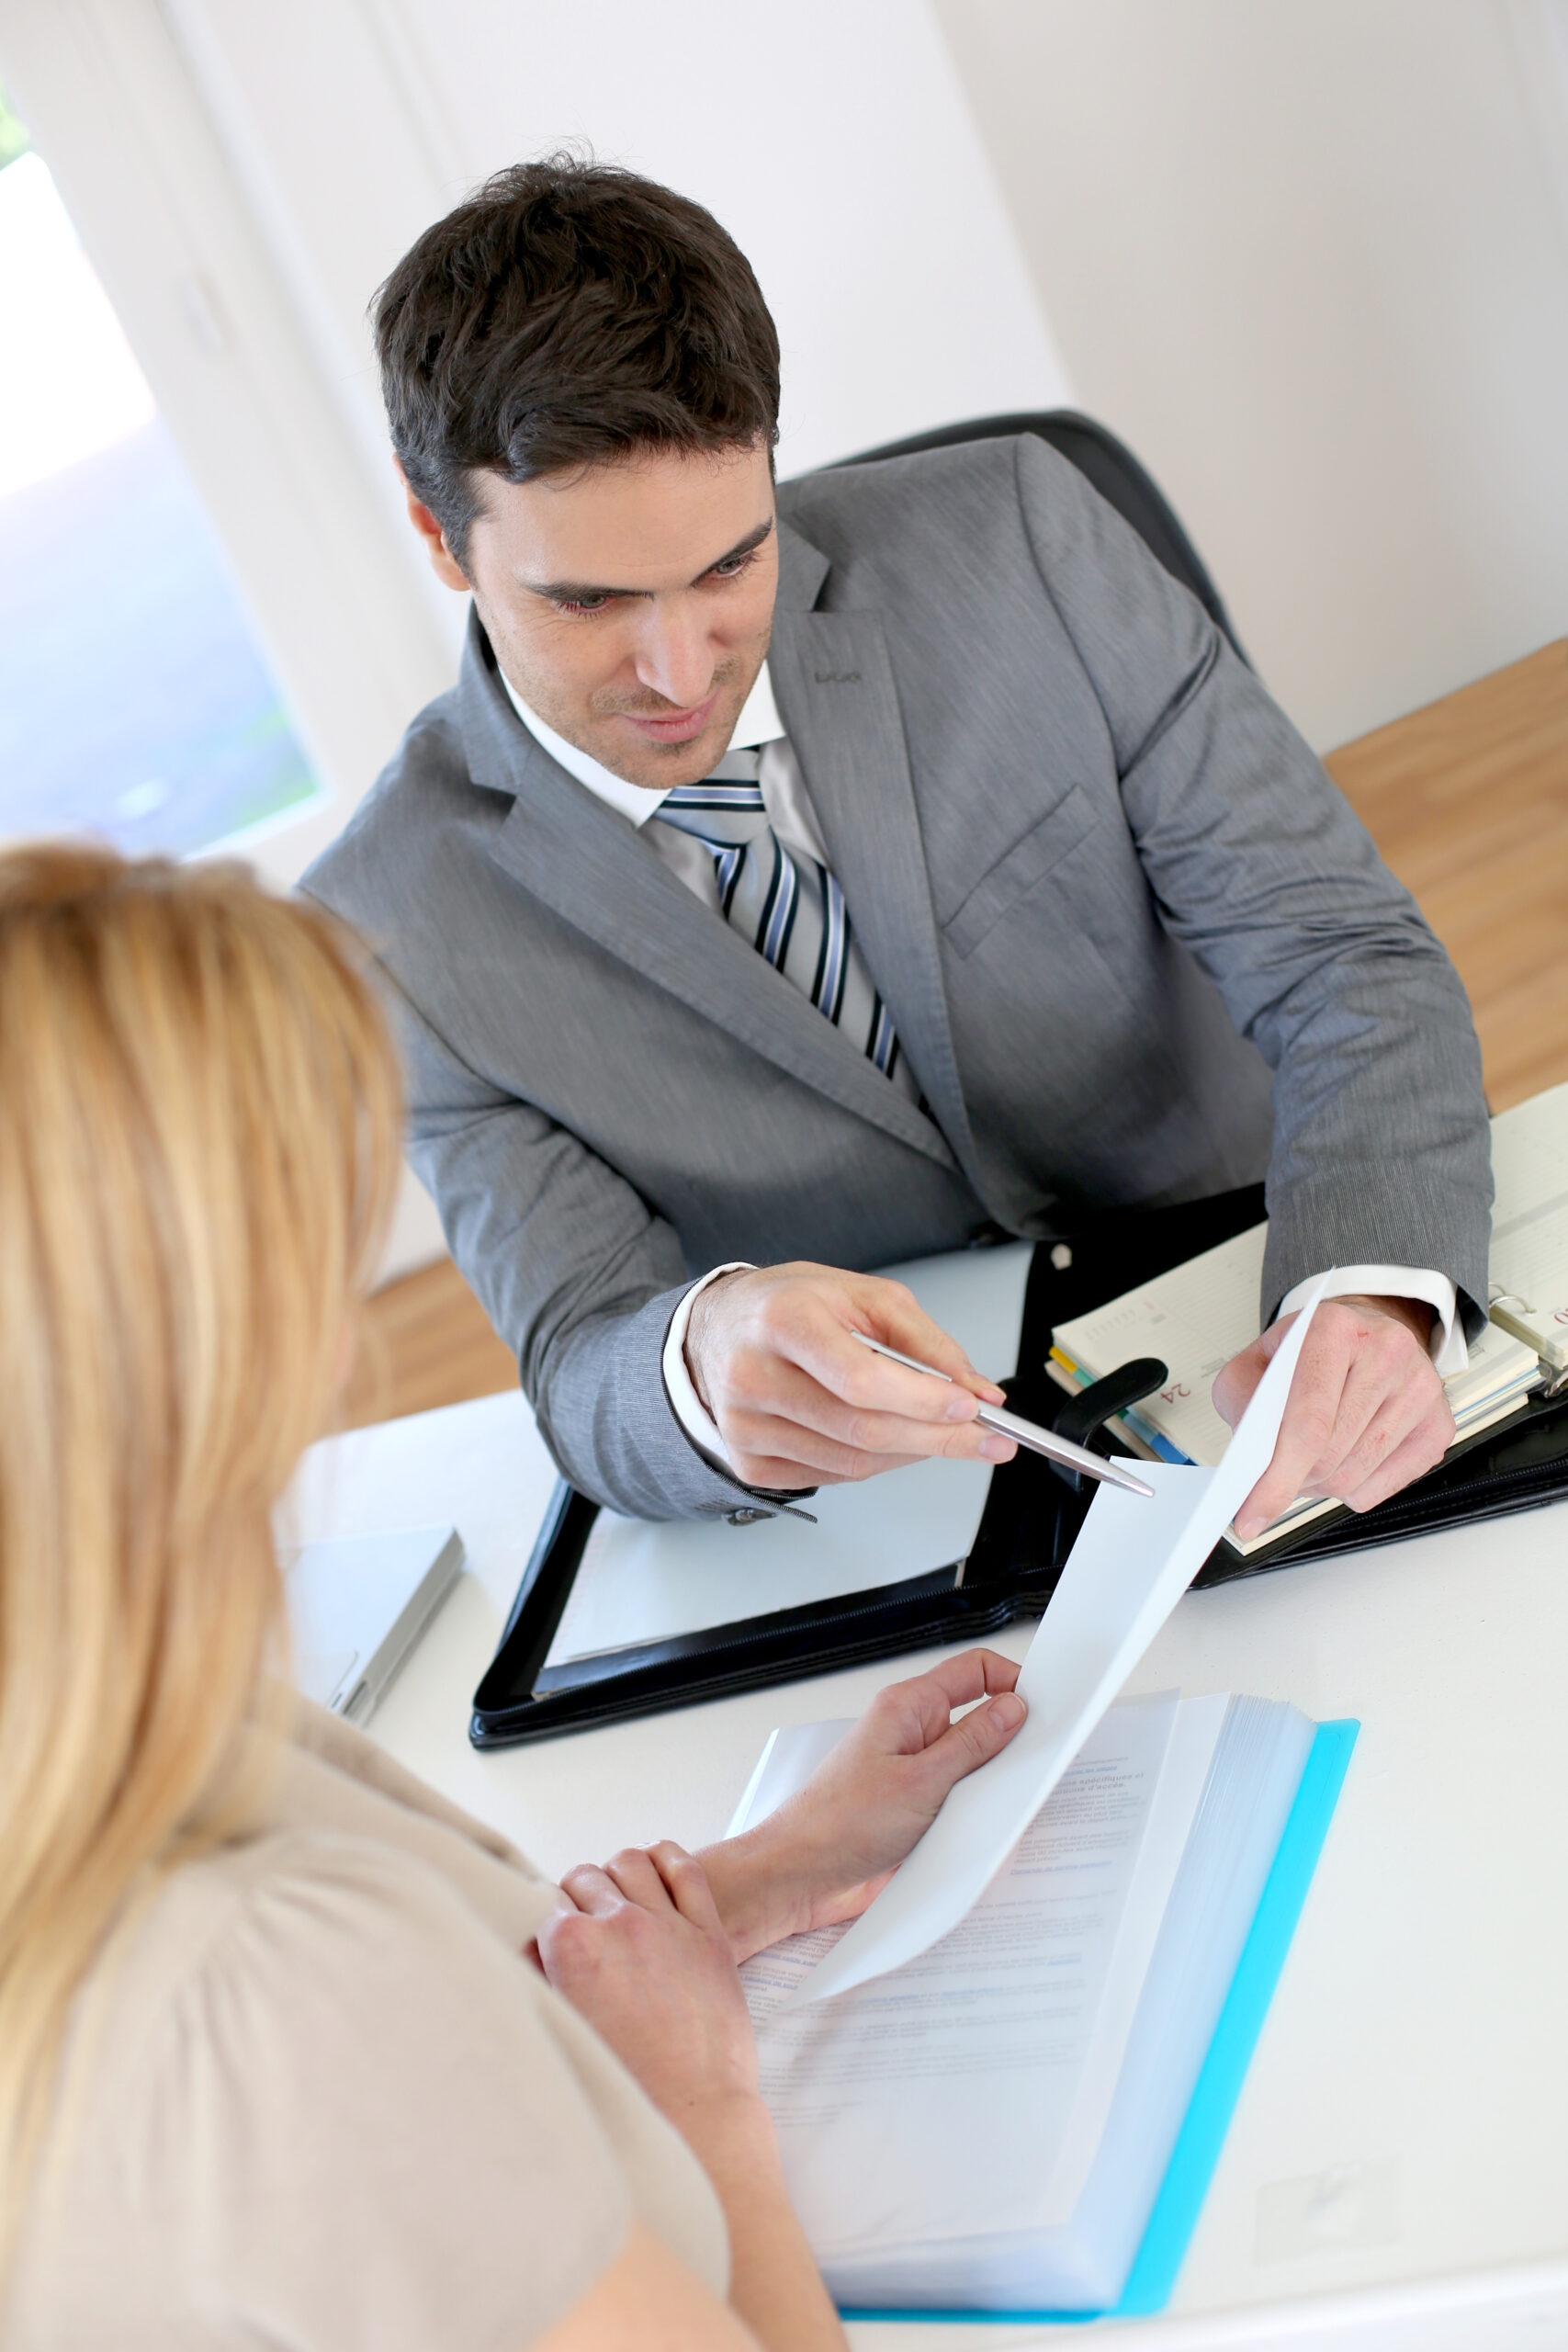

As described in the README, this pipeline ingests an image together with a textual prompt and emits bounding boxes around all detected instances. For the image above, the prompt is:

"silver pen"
[852,1329,1156,1498]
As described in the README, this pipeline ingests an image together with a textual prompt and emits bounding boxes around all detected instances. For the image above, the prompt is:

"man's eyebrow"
[526,515,774,604]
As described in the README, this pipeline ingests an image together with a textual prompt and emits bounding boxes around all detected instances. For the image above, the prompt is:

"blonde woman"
[0,846,1027,2351]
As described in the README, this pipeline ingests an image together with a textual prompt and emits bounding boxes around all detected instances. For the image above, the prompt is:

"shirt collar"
[499,659,785,830]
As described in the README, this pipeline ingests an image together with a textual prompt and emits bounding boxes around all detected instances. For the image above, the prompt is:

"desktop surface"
[283,1388,1568,2347]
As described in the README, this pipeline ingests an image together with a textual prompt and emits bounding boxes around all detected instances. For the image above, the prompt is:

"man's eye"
[555,594,615,616]
[709,549,759,582]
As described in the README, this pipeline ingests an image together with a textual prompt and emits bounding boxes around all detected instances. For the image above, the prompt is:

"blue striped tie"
[656,761,905,1084]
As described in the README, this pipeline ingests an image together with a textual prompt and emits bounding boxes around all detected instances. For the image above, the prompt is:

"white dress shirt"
[501,661,830,900]
[500,661,1464,1479]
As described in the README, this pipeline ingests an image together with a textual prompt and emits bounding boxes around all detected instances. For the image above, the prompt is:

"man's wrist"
[683,1266,750,1418]
[1340,1292,1436,1346]
[1277,1264,1462,1374]
[660,1263,754,1473]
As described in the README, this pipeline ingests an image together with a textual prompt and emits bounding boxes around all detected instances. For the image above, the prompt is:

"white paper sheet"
[726,1719,854,1838]
[784,1273,1330,2006]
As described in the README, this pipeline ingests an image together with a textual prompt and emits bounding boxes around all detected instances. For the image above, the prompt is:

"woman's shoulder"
[111,1822,619,2165]
[162,1812,541,2006]
[256,1696,559,1946]
[12,1831,645,2350]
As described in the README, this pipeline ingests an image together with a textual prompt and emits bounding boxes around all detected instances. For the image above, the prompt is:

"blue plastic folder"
[840,1717,1359,2326]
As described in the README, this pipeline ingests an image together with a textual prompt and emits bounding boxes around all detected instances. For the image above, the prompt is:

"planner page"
[1053,1226,1268,1468]
[1489,1082,1568,1366]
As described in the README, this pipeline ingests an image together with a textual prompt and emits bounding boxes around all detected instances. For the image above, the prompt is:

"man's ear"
[393,457,469,592]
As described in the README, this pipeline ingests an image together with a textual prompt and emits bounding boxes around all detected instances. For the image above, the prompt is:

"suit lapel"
[768,600,981,1183]
[461,617,956,1167]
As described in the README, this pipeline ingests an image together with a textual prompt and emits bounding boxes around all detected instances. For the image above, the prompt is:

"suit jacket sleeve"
[380,970,783,1520]
[1010,435,1493,1329]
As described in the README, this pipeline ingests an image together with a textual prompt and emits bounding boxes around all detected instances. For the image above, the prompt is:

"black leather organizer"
[471,1182,1568,1747]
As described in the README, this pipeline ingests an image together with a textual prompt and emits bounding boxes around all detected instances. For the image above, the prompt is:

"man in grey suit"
[306,159,1491,1539]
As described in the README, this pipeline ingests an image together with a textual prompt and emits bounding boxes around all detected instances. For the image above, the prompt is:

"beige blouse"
[5,1702,728,2348]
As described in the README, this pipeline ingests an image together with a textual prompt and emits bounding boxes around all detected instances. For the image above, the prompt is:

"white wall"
[163,0,1071,490]
[24,1,1564,777]
[934,0,1568,749]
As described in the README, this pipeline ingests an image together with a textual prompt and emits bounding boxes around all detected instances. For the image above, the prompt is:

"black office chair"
[826,409,1249,668]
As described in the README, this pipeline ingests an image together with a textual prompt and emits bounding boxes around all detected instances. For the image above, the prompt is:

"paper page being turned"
[784,1272,1331,2008]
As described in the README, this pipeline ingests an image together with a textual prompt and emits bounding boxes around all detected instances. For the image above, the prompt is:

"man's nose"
[633,601,717,710]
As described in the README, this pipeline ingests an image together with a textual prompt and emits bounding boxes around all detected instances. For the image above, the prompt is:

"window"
[0,90,321,857]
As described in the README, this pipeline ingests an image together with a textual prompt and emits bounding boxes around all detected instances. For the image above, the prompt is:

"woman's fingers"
[831,1648,1028,1816]
[924,1686,1027,1787]
[694,1647,1032,1958]
[895,1647,1022,1724]
[558,1860,623,1916]
[647,1842,728,1936]
[601,1845,678,1912]
[542,1845,762,2128]
[857,1646,1023,1756]
[591,1843,726,1939]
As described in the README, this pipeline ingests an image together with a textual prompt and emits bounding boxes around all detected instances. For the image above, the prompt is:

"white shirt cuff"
[661,1263,756,1472]
[1277,1265,1466,1376]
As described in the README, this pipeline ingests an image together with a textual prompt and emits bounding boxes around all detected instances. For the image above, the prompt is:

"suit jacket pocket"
[942,786,1097,960]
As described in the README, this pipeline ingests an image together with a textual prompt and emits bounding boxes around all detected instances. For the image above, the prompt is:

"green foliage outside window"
[0,80,29,175]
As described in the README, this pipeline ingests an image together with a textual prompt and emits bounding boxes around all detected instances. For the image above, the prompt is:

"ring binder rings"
[471,1181,1568,1746]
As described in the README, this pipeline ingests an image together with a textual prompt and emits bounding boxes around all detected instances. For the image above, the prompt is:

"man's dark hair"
[373,155,781,569]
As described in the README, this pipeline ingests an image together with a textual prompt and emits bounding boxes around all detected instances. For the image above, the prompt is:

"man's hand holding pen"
[683,1262,1017,1490]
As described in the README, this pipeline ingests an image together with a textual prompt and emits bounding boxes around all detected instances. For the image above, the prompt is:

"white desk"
[286,1393,1568,2349]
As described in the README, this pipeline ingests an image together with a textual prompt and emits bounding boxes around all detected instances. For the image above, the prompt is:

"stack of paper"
[737,1692,1336,2313]
[1488,1080,1568,1383]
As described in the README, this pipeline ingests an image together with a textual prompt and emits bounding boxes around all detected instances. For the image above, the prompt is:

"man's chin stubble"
[595,720,736,792]
[587,676,755,788]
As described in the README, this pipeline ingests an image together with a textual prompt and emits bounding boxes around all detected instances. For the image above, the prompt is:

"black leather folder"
[470,1182,1568,1746]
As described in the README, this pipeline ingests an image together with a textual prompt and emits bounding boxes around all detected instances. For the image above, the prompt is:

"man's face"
[407,440,779,790]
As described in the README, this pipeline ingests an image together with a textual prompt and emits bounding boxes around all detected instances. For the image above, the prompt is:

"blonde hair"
[0,843,402,2248]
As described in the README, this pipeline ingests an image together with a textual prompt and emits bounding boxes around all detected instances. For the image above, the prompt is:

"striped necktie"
[656,751,910,1091]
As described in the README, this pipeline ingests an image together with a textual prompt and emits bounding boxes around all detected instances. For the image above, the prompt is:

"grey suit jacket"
[305,435,1492,1519]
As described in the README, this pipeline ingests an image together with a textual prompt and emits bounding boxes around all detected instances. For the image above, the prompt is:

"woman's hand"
[539,1840,761,2137]
[540,1847,849,2351]
[699,1648,1026,1962]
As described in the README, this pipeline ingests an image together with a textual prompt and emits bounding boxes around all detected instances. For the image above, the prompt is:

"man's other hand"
[683,1261,1017,1490]
[1213,1294,1454,1542]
